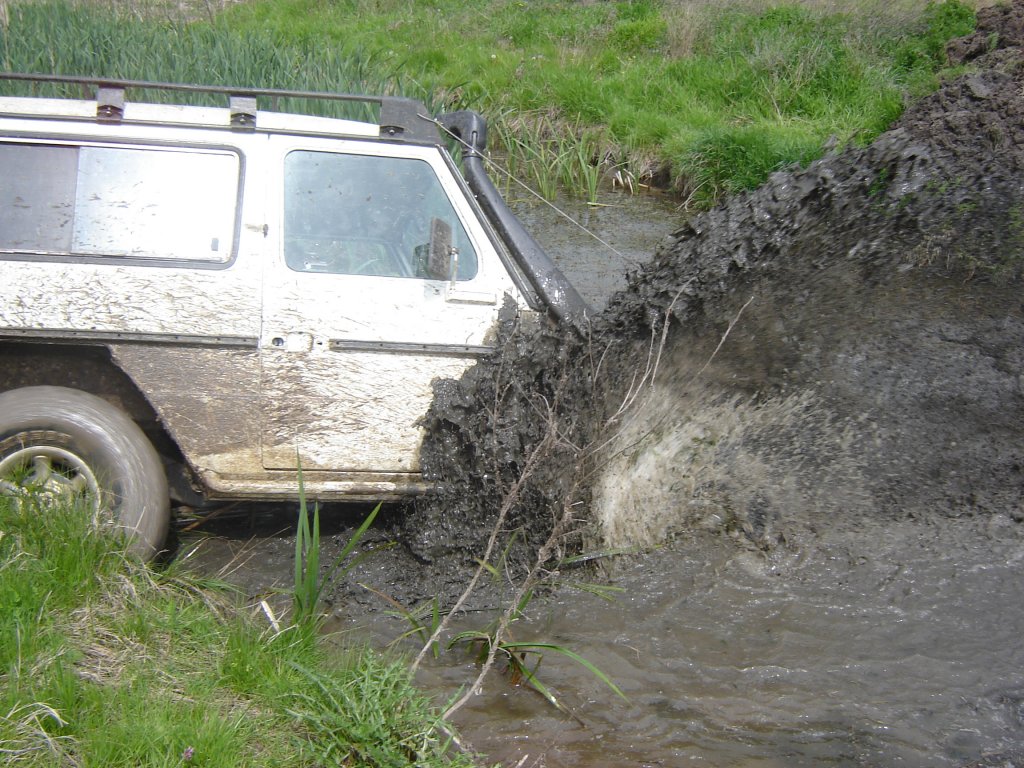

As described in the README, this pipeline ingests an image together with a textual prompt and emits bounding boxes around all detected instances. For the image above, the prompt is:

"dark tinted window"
[0,144,77,252]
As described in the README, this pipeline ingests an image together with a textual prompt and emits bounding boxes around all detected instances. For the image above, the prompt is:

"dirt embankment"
[403,2,1024,573]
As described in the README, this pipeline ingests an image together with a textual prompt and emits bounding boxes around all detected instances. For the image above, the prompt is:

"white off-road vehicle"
[0,72,587,559]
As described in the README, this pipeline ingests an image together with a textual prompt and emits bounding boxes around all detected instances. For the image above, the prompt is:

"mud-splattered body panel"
[0,101,529,499]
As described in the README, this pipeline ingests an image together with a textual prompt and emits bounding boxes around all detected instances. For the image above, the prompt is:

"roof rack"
[0,71,440,143]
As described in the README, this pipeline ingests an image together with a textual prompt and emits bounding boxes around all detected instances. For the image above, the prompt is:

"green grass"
[0,0,974,204]
[0,494,476,767]
[292,465,381,629]
[0,0,979,202]
[213,0,977,202]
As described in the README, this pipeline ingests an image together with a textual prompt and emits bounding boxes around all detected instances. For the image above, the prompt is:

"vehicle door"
[259,138,516,474]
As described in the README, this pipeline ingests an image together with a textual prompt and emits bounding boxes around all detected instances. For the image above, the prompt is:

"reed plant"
[292,466,380,630]
[446,587,628,714]
[0,1,420,119]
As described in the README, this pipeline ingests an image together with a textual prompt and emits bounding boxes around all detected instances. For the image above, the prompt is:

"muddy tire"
[0,386,169,560]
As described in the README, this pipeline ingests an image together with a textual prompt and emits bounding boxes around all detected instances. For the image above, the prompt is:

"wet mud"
[406,0,1024,568]
[186,6,1024,766]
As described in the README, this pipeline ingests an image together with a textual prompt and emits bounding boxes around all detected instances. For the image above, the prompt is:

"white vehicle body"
[0,76,586,556]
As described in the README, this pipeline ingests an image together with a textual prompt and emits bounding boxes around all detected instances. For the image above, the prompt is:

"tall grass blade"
[292,461,321,627]
[291,460,381,629]
[500,641,629,702]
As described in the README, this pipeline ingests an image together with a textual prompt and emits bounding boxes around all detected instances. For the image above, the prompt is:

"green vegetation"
[0,0,980,203]
[446,588,628,714]
[0,493,474,767]
[292,468,381,628]
[215,0,978,204]
[378,569,627,716]
[0,1,403,122]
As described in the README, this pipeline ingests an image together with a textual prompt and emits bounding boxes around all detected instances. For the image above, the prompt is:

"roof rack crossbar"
[0,72,440,143]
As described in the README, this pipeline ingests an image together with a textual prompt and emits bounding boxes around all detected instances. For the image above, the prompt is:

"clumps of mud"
[408,305,598,567]
[404,1,1024,566]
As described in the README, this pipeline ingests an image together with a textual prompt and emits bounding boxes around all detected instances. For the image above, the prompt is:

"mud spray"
[381,8,1024,765]
[407,3,1024,569]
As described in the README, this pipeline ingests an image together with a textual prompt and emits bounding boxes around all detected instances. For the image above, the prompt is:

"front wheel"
[0,386,169,560]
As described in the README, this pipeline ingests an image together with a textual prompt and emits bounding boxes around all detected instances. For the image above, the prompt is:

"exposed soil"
[400,0,1024,593]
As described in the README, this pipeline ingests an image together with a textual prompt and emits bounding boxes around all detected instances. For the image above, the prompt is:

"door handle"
[267,332,313,352]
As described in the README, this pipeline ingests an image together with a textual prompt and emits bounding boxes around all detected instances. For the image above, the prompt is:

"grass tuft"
[292,465,381,631]
[0,492,475,767]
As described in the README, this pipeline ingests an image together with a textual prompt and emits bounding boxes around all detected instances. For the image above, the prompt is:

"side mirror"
[426,217,458,283]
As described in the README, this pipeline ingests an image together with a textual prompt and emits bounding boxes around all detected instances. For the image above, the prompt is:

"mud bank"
[405,2,1024,568]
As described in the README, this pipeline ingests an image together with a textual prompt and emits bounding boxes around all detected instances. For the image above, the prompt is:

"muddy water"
[509,192,680,310]
[180,493,1024,767]
[421,515,1024,767]
[180,188,1024,767]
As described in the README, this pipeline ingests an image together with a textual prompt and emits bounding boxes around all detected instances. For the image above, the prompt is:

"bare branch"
[411,369,568,672]
[581,292,755,483]
[691,294,754,380]
[444,472,583,719]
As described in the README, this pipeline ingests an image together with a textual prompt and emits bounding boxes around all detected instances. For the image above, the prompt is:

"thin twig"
[582,294,755,478]
[588,285,691,457]
[444,475,582,719]
[691,294,754,380]
[423,284,754,720]
[411,414,557,672]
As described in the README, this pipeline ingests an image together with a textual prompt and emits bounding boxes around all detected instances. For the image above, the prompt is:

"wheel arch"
[0,341,202,503]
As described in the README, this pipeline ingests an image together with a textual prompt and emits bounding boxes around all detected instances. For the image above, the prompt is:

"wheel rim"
[0,444,103,519]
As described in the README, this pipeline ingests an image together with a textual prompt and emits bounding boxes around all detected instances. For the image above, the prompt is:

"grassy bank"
[0,494,474,767]
[1,0,979,204]
[220,0,979,203]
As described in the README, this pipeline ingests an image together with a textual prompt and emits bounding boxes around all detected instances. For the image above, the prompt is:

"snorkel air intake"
[438,110,591,330]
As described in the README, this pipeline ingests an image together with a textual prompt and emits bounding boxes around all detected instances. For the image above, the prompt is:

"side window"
[0,144,77,252]
[283,151,479,281]
[0,142,238,263]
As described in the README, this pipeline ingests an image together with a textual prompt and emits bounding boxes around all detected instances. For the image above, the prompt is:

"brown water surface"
[180,189,1024,767]
[510,192,680,310]
[420,514,1024,767]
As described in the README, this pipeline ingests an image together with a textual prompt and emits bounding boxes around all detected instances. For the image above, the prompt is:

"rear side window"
[0,142,239,263]
[283,151,479,280]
